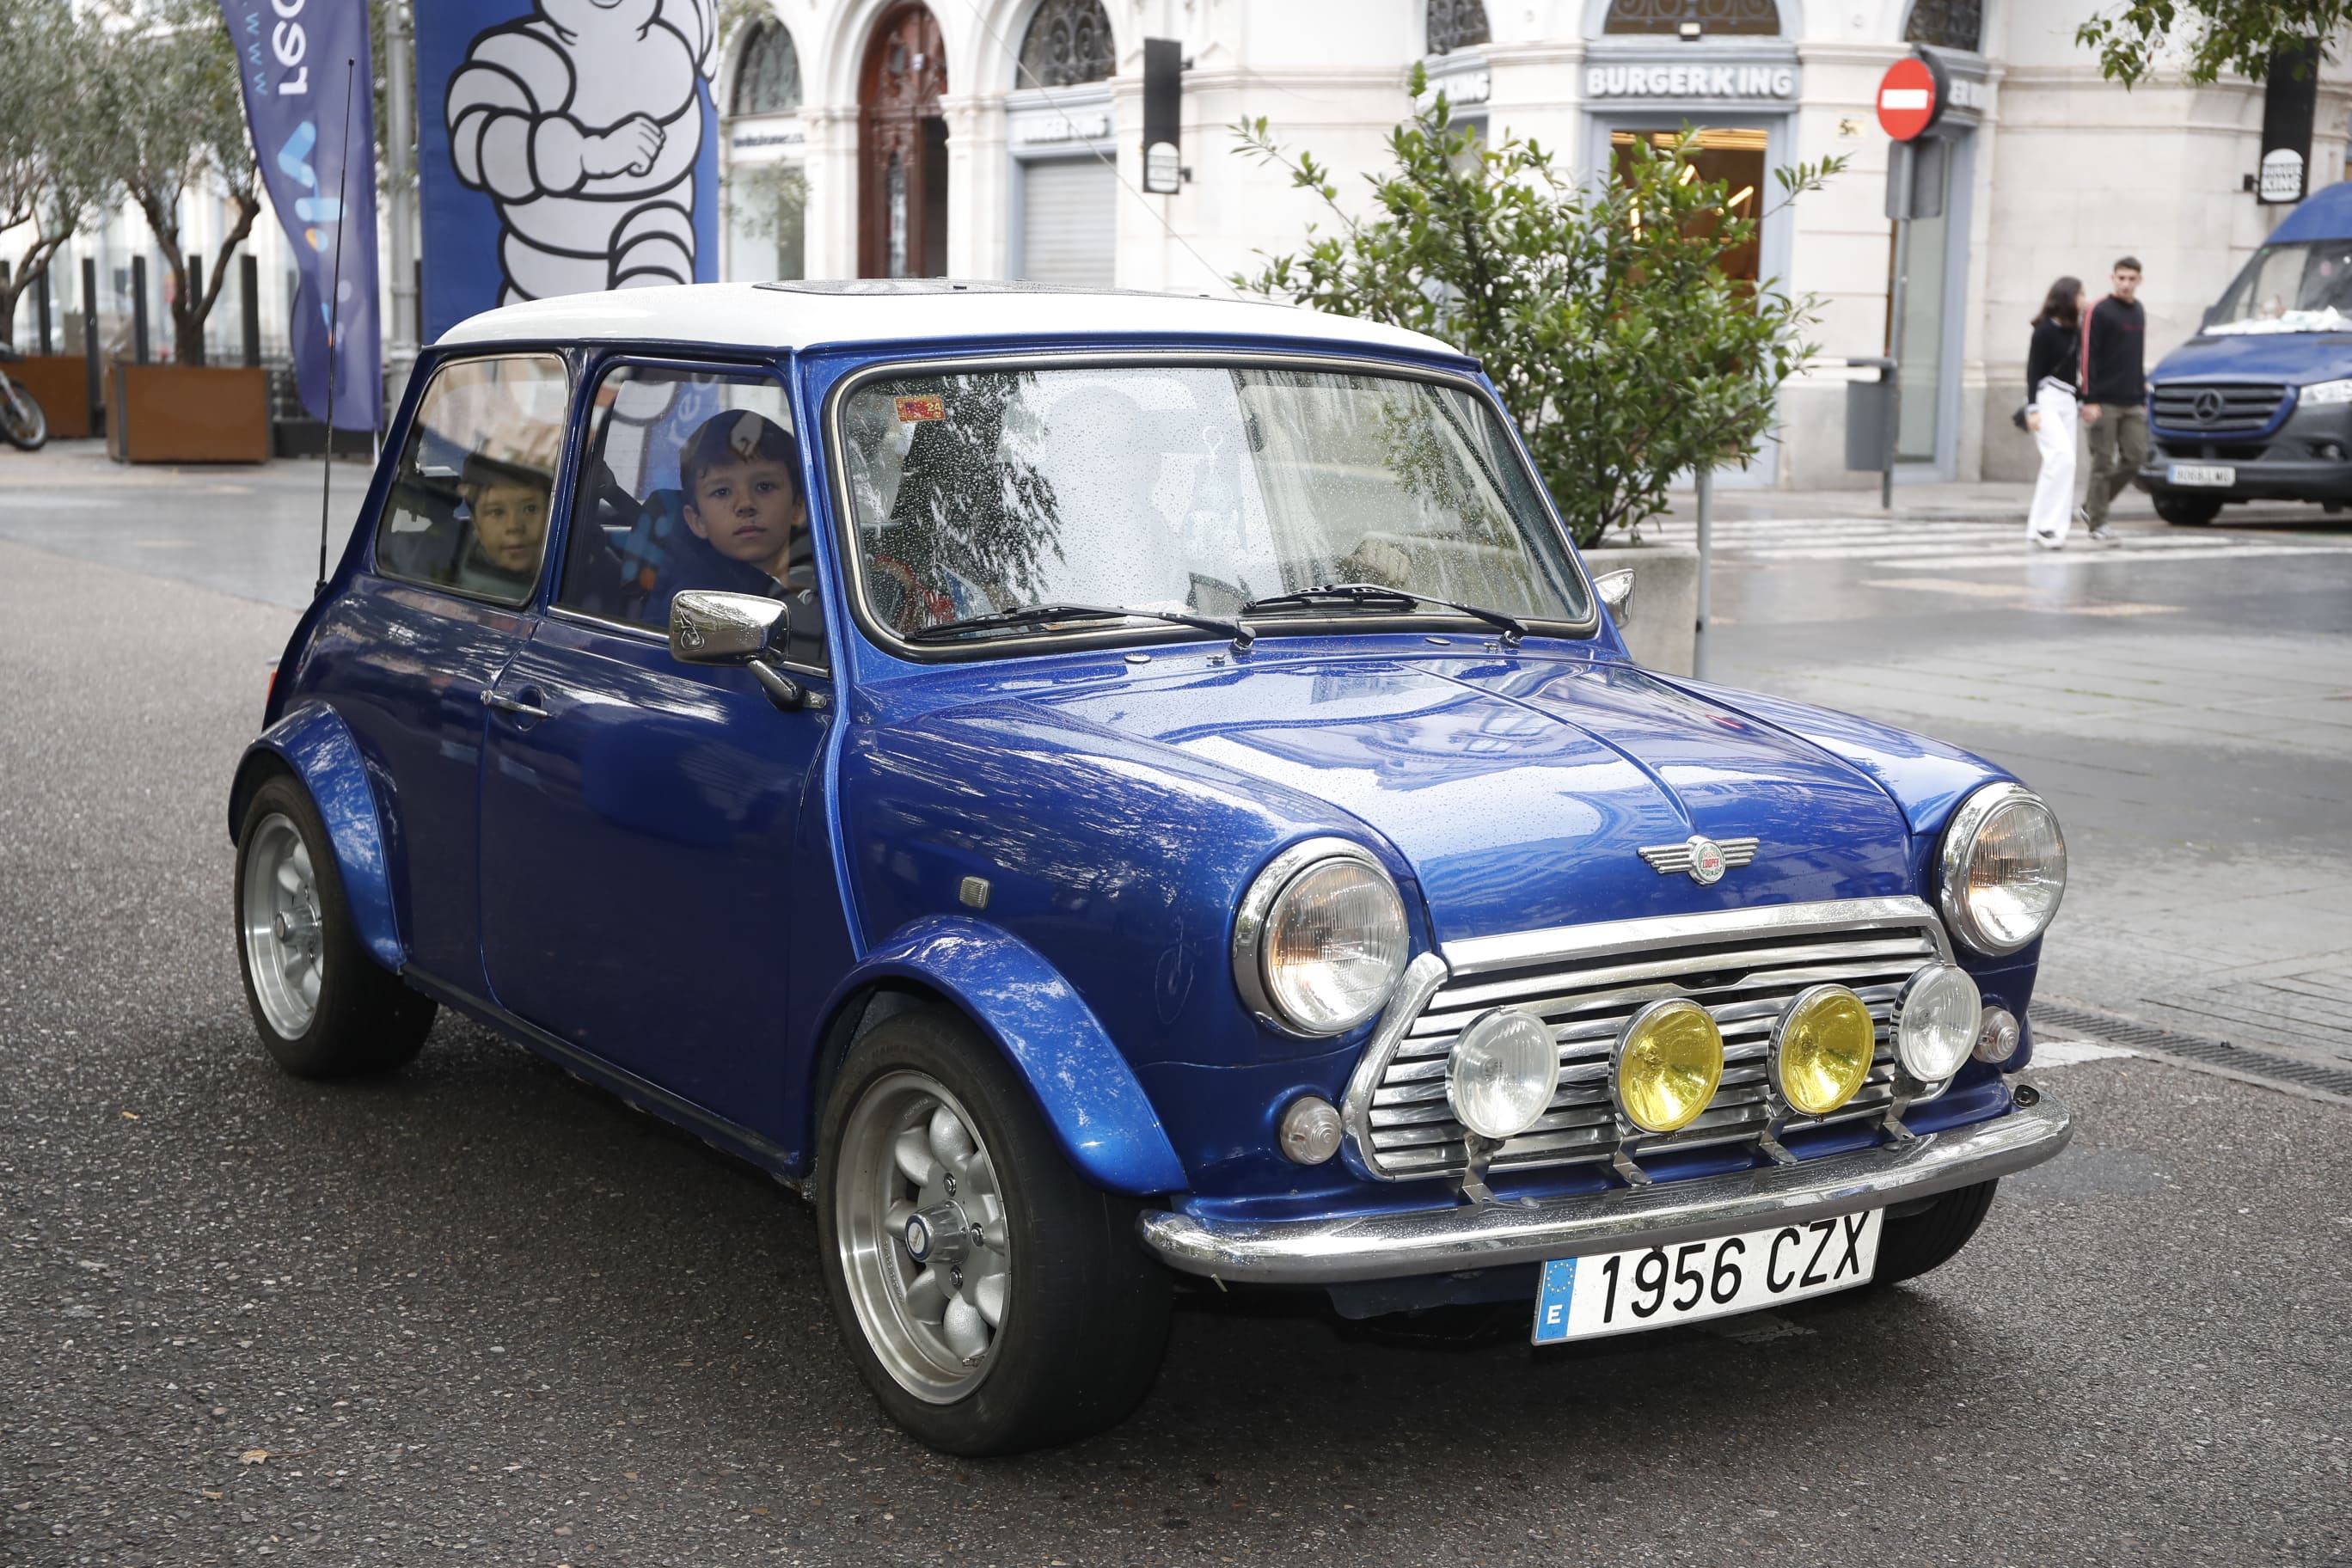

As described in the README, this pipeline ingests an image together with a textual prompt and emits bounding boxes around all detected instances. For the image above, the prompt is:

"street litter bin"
[1846,356,1896,473]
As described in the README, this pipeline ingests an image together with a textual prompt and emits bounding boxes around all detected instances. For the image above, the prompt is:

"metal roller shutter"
[1019,158,1116,287]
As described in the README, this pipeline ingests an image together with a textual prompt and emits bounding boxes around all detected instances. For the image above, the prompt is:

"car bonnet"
[1035,647,1914,946]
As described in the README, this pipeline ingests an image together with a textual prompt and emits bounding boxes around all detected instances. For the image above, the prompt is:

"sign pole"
[1883,140,1914,512]
[1694,465,1713,681]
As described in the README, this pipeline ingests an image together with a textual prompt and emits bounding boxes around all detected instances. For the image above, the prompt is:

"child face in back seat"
[466,476,552,576]
[680,412,805,582]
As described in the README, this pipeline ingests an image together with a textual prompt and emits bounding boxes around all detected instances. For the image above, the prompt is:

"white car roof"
[435,280,1469,362]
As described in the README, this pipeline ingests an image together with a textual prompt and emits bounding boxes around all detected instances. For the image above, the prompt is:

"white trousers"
[2028,383,2079,543]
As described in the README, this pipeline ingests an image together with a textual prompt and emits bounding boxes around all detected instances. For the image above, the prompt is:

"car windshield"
[832,364,1589,644]
[2207,240,2352,334]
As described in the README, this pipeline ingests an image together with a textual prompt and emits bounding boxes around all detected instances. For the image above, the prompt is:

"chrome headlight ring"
[1232,838,1411,1037]
[1938,782,2068,958]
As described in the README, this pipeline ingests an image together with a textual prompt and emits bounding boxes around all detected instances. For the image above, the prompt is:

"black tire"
[2153,493,2221,526]
[0,377,46,450]
[1875,1179,1998,1285]
[815,1003,1172,1455]
[233,773,435,1078]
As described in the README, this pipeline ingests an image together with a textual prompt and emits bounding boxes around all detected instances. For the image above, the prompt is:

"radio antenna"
[316,56,357,598]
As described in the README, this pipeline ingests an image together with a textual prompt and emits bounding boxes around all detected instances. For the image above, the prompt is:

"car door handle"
[481,686,549,721]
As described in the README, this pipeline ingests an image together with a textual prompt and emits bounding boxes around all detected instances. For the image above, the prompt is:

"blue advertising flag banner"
[414,0,720,343]
[219,0,382,431]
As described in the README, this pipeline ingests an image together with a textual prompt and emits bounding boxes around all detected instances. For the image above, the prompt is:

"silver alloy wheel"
[241,812,324,1039]
[835,1069,1012,1403]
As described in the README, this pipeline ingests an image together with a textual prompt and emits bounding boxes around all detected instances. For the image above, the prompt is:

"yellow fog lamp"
[1770,984,1877,1117]
[1613,998,1725,1135]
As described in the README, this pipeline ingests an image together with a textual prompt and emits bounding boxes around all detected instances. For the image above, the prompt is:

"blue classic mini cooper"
[230,281,2072,1455]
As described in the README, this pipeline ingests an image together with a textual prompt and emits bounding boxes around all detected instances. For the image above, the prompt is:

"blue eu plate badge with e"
[1531,1258,1578,1344]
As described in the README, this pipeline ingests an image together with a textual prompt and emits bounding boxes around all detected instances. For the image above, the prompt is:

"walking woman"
[2024,277,2086,548]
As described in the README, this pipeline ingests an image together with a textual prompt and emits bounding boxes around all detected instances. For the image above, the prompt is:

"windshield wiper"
[1239,582,1527,647]
[907,601,1255,650]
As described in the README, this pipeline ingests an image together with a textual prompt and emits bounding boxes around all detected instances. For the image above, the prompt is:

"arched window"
[1602,0,1782,37]
[731,18,802,117]
[1018,0,1115,89]
[1427,0,1491,56]
[1903,0,1982,52]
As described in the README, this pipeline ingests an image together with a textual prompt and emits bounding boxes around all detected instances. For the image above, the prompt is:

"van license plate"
[1530,1210,1883,1344]
[2167,463,2235,487]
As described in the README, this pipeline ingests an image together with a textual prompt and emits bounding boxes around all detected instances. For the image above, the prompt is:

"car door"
[475,358,834,1121]
[328,352,572,990]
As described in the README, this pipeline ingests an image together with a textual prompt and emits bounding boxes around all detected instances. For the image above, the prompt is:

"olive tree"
[94,0,262,364]
[0,0,111,342]
[1232,70,1843,548]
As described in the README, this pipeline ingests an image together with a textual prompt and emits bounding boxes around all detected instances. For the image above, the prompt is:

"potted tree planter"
[107,363,270,464]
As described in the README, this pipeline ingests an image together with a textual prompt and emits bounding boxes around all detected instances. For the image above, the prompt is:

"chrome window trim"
[1937,781,2063,958]
[371,350,572,609]
[1344,896,1954,1182]
[1231,836,1405,1037]
[1439,895,1953,979]
[818,347,1603,664]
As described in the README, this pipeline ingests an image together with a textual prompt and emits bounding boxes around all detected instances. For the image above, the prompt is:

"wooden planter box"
[7,354,95,440]
[107,364,270,464]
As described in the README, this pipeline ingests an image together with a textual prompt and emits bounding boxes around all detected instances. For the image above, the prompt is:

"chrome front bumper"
[1138,1093,2072,1286]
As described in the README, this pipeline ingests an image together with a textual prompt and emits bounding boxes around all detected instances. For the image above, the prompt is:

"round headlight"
[1446,1008,1559,1141]
[1939,784,2067,957]
[1893,964,1982,1084]
[1614,999,1724,1135]
[1771,984,1877,1117]
[1234,842,1409,1035]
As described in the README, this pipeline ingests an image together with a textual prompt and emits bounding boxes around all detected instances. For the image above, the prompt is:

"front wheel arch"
[805,920,1190,1197]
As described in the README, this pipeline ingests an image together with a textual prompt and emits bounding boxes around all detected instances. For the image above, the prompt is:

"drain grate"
[2030,998,2352,1103]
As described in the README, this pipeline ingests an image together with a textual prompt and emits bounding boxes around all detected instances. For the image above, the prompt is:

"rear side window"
[375,355,571,603]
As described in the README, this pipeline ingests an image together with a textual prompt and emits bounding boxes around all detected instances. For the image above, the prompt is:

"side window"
[375,354,569,604]
[554,362,824,669]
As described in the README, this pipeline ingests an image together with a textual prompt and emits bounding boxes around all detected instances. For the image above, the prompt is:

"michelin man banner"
[416,0,720,342]
[218,0,381,430]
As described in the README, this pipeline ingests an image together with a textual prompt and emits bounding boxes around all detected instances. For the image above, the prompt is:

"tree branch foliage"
[1232,68,1844,548]
[91,0,261,362]
[0,0,112,339]
[2076,1,2348,86]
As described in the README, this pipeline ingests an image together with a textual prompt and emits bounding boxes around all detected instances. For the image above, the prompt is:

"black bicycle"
[0,342,50,450]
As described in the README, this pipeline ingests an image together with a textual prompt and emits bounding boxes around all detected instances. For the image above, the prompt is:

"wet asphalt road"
[3,515,2351,1566]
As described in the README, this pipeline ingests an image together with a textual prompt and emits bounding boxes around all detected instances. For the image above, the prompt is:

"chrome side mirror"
[1594,568,1635,626]
[669,590,805,709]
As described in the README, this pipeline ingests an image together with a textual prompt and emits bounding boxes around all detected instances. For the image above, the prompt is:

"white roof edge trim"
[432,282,1470,363]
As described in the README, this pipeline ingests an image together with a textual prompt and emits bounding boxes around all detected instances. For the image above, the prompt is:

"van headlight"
[2301,377,2352,405]
[1939,784,2067,957]
[1233,840,1409,1035]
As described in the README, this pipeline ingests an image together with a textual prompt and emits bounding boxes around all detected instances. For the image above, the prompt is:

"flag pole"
[317,57,357,598]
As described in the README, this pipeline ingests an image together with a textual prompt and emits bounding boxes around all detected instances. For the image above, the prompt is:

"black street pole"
[34,267,52,356]
[241,254,261,369]
[80,257,100,434]
[131,256,150,364]
[187,255,205,367]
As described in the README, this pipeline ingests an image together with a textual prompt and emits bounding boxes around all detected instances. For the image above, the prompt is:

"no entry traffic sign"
[1877,53,1948,142]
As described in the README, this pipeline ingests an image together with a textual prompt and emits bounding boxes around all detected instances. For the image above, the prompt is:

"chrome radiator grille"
[1347,899,1951,1182]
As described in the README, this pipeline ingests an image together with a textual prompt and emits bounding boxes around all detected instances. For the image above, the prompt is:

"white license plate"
[2167,463,2236,487]
[1530,1210,1882,1344]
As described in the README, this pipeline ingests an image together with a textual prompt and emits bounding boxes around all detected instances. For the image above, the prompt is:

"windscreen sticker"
[895,395,946,423]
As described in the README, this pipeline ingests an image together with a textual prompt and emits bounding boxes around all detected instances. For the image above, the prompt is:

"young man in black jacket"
[2079,257,2147,542]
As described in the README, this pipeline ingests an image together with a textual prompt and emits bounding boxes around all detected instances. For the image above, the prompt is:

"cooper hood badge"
[1638,835,1759,885]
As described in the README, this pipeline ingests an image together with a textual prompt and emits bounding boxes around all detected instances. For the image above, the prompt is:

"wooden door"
[859,6,948,278]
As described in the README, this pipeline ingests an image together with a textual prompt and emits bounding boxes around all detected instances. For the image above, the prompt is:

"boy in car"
[646,409,826,662]
[454,451,554,599]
